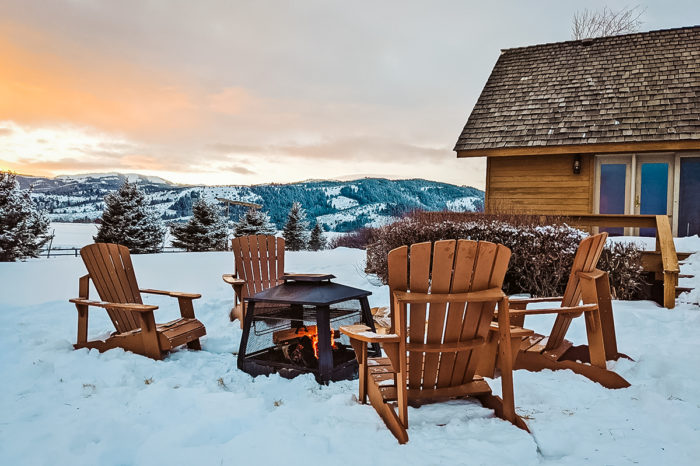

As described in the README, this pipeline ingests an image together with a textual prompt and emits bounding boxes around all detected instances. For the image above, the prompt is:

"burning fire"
[311,329,336,359]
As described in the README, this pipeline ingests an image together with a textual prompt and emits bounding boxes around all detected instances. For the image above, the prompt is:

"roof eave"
[455,140,700,158]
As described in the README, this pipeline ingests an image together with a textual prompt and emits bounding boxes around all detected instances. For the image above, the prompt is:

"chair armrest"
[69,298,159,313]
[393,287,505,305]
[489,322,535,337]
[222,274,246,287]
[509,303,598,317]
[339,324,400,344]
[140,289,201,299]
[577,270,606,280]
[508,296,563,305]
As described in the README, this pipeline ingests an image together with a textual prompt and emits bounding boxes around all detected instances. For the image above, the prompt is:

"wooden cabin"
[454,26,700,237]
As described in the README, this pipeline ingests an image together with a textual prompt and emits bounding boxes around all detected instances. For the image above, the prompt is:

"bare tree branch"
[572,5,646,40]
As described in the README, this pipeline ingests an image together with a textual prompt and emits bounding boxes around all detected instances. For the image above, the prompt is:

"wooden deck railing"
[556,214,680,309]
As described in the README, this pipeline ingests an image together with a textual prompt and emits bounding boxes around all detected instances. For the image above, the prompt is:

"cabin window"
[599,163,627,235]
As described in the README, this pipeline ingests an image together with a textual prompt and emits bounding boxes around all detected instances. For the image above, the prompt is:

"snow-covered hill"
[18,174,484,232]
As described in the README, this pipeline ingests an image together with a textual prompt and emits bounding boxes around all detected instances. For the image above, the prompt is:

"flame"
[311,328,336,359]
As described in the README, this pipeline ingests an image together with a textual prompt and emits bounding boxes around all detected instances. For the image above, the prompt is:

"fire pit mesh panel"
[243,304,362,363]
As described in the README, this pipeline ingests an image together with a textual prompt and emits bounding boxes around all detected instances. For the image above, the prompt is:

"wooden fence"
[39,246,187,258]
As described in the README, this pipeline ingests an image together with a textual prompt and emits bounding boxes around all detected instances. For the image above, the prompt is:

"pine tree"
[233,208,277,237]
[308,223,326,251]
[170,198,229,251]
[94,180,165,253]
[0,171,50,261]
[283,202,309,251]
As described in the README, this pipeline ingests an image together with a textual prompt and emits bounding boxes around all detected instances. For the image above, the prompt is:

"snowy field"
[1,242,699,465]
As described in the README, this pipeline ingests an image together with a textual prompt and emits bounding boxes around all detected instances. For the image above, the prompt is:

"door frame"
[594,152,681,235]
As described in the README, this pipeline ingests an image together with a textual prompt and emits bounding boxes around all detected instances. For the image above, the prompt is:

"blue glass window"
[599,164,626,235]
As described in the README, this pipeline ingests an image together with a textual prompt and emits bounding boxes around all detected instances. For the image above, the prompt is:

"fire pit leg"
[316,305,332,384]
[237,300,256,372]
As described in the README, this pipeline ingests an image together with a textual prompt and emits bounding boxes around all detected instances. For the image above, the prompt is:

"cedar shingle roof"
[454,26,700,152]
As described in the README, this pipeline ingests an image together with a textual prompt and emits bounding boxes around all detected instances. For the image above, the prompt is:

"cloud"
[0,29,201,138]
[217,164,256,175]
[0,127,13,136]
[205,137,451,163]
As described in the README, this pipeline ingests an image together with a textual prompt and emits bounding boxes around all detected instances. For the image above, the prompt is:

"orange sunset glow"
[1,2,696,186]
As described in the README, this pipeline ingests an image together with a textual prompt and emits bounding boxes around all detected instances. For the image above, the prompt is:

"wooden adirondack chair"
[507,232,631,389]
[222,235,285,327]
[339,239,529,444]
[69,243,206,360]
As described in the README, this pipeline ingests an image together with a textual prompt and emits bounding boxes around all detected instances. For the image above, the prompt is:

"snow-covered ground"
[1,243,699,465]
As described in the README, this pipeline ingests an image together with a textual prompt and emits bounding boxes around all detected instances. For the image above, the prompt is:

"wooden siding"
[485,154,594,215]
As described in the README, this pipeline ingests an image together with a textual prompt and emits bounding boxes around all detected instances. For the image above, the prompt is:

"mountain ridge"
[17,173,484,232]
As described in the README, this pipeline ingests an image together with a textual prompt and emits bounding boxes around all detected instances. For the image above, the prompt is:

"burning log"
[273,325,345,368]
[280,336,317,368]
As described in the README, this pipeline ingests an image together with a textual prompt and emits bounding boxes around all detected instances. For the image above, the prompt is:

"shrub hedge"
[364,216,647,299]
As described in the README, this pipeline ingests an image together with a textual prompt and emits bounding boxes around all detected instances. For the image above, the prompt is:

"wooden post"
[655,215,679,309]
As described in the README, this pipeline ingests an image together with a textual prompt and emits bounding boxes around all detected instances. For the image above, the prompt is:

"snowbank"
[1,245,699,465]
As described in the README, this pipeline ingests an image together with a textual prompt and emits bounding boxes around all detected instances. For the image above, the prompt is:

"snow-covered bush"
[283,202,308,251]
[598,241,645,300]
[308,223,326,251]
[94,181,165,253]
[233,208,276,237]
[329,227,378,250]
[366,216,646,299]
[0,171,50,261]
[170,198,229,251]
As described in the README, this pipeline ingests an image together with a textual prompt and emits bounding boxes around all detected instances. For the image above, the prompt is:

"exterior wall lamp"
[573,154,582,174]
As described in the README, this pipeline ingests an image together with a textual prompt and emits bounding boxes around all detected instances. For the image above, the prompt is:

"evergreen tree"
[233,208,276,237]
[170,198,229,251]
[283,201,308,251]
[308,222,326,251]
[0,171,50,261]
[94,180,165,253]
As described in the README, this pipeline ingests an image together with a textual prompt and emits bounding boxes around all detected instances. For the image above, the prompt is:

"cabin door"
[634,155,674,236]
[678,157,700,237]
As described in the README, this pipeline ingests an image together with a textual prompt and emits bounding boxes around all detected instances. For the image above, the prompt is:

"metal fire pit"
[238,275,380,383]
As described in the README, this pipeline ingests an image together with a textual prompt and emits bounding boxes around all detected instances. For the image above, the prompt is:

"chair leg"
[187,339,201,350]
[580,279,607,369]
[137,311,163,360]
[595,272,619,360]
[496,298,516,423]
[349,339,368,403]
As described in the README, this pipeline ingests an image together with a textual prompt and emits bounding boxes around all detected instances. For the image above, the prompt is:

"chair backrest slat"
[232,235,285,299]
[406,242,431,390]
[389,239,511,393]
[546,232,608,351]
[80,243,142,333]
[436,240,478,388]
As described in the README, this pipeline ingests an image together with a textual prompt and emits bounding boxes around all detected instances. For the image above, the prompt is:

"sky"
[0,1,698,188]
